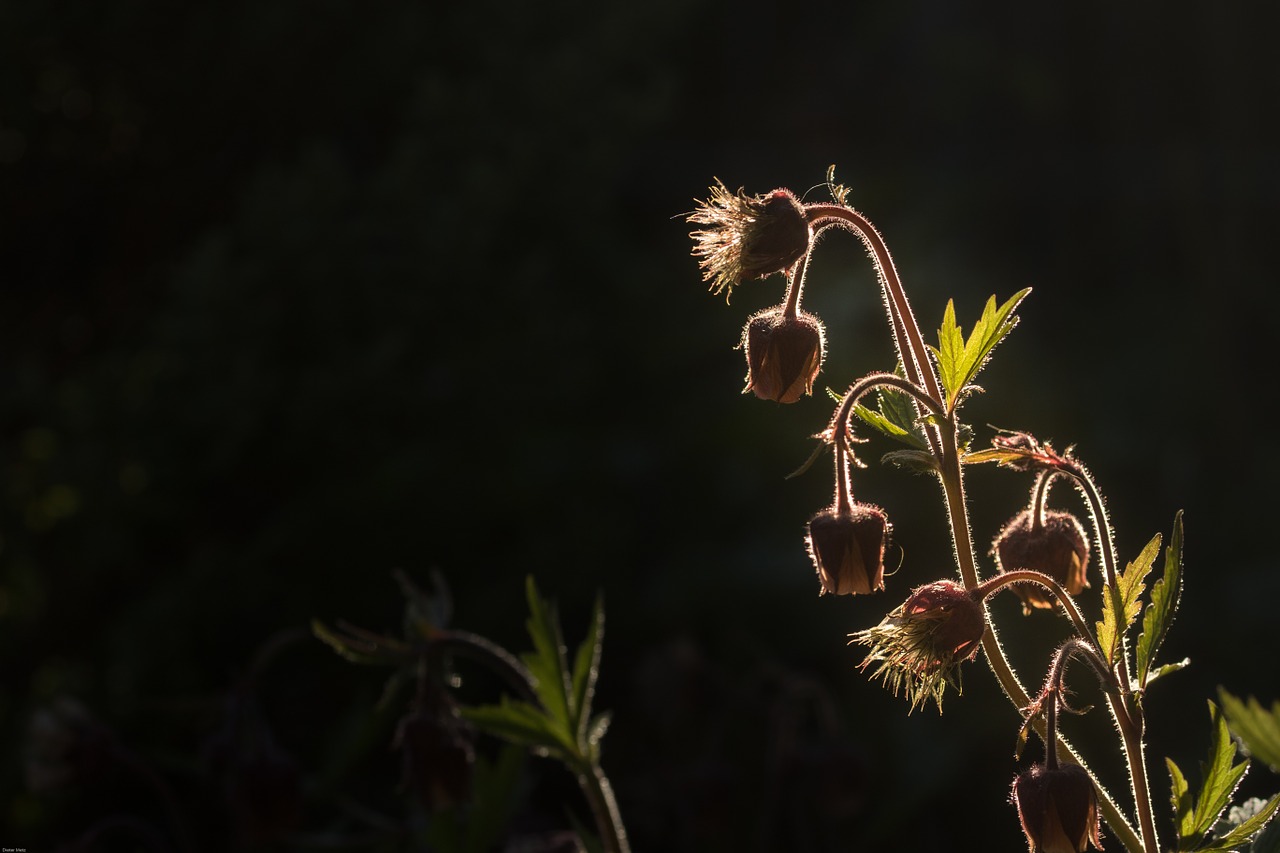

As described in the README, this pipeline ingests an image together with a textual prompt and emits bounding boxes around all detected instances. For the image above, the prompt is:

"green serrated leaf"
[933,289,1031,408]
[570,594,604,745]
[1220,689,1280,774]
[934,299,965,403]
[1171,756,1193,837]
[522,576,574,732]
[1138,511,1184,687]
[462,696,575,758]
[853,402,911,439]
[1178,701,1252,848]
[1201,794,1280,852]
[1097,532,1160,665]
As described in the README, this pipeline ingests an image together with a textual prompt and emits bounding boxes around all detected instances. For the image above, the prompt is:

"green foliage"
[461,577,609,769]
[1219,689,1280,774]
[424,745,526,853]
[1168,701,1280,851]
[1137,512,1184,688]
[1096,531,1159,666]
[931,288,1031,410]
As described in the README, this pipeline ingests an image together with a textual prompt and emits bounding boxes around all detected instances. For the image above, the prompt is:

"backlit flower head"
[743,307,826,403]
[688,181,811,300]
[850,579,985,713]
[1011,763,1102,853]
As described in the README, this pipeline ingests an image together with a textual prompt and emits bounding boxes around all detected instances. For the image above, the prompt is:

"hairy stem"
[1056,457,1161,853]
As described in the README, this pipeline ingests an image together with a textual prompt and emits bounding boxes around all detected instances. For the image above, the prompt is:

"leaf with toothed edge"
[931,288,1031,410]
[1137,511,1184,688]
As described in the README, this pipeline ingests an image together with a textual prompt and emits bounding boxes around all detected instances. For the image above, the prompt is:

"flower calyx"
[1011,762,1102,853]
[806,503,890,595]
[688,181,812,300]
[850,579,986,713]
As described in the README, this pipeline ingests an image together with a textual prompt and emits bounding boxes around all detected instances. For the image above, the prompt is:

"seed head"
[742,307,826,403]
[1011,763,1102,853]
[806,504,890,595]
[993,509,1090,613]
[850,579,986,713]
[688,181,811,299]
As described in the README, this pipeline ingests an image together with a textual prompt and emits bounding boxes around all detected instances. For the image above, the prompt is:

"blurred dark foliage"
[3,0,1280,850]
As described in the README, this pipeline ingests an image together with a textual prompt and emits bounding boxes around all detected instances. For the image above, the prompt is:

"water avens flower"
[1011,763,1102,853]
[850,579,985,712]
[806,503,889,595]
[742,307,826,403]
[688,181,811,300]
[993,509,1090,614]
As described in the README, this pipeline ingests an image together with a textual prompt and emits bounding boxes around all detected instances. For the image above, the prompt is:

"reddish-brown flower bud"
[806,504,889,595]
[743,307,826,403]
[901,580,986,663]
[1011,763,1102,853]
[993,509,1090,613]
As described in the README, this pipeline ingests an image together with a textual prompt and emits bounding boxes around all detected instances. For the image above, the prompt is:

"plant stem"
[576,759,631,853]
[811,199,1147,852]
[1057,458,1162,853]
[782,247,812,319]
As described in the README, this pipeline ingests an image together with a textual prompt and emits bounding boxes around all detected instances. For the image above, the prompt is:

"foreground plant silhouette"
[687,168,1280,853]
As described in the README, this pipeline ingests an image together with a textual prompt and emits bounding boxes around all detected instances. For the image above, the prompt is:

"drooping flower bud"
[688,182,812,299]
[993,510,1090,613]
[850,579,986,712]
[742,307,826,403]
[806,503,889,595]
[1011,763,1102,853]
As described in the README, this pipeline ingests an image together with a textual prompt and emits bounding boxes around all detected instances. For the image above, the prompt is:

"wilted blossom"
[1011,763,1102,853]
[688,181,811,299]
[850,579,986,712]
[806,503,889,595]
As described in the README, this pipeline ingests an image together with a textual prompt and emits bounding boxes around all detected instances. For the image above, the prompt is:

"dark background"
[4,1,1279,851]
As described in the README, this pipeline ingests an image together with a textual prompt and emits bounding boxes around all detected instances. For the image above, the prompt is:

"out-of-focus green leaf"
[1138,511,1184,688]
[521,576,574,733]
[1220,689,1280,774]
[311,618,412,665]
[462,696,575,759]
[931,289,1030,409]
[570,594,604,743]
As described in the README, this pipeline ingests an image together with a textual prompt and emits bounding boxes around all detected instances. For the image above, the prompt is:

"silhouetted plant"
[684,167,1280,853]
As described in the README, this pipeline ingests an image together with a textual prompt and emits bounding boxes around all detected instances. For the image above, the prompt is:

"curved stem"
[805,204,945,460]
[1055,458,1161,853]
[974,570,1101,657]
[576,760,631,853]
[1029,470,1056,530]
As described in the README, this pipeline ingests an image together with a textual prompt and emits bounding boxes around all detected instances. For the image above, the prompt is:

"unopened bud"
[993,509,1090,613]
[743,308,826,404]
[806,504,889,595]
[1011,763,1101,853]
